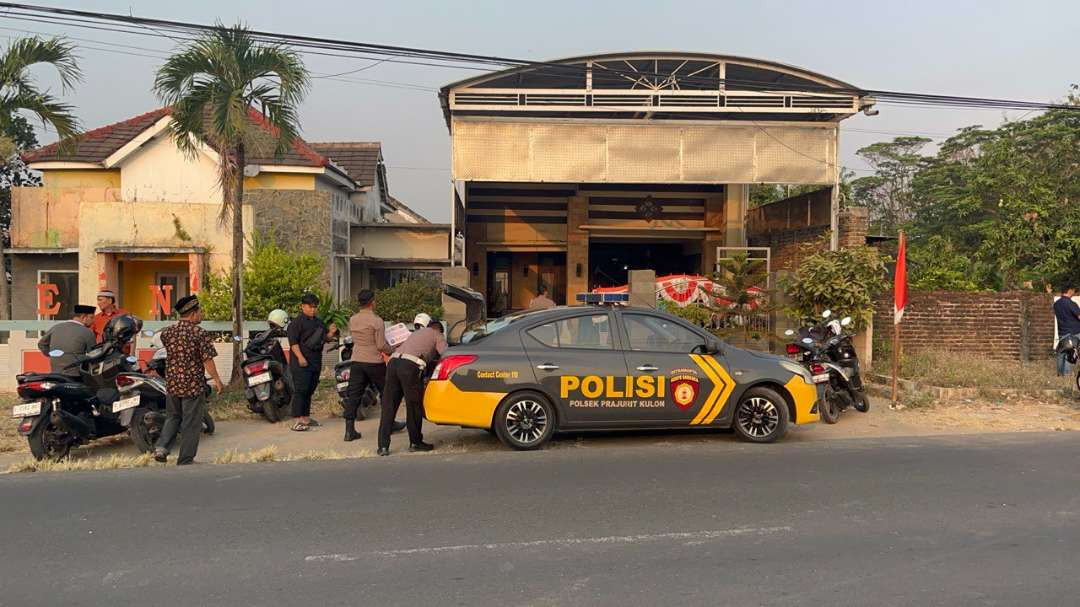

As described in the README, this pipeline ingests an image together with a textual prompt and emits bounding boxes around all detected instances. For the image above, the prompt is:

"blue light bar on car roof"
[576,292,630,304]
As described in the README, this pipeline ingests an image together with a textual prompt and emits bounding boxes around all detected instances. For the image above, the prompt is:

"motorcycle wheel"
[820,386,841,424]
[853,391,870,413]
[202,413,215,435]
[28,419,72,461]
[260,397,280,423]
[129,407,155,453]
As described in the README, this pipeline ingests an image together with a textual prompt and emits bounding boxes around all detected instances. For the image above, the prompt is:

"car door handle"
[536,363,560,371]
[636,365,659,372]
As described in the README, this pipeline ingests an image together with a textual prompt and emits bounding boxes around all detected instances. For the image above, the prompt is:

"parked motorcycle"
[1054,334,1080,392]
[241,326,292,422]
[332,336,380,419]
[136,344,215,450]
[785,310,869,424]
[13,315,147,460]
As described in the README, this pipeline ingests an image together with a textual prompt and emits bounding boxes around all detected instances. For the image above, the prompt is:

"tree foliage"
[850,136,931,235]
[781,243,890,329]
[374,277,444,325]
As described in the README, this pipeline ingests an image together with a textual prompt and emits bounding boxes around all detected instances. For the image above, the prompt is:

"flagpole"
[892,313,900,405]
[891,230,907,407]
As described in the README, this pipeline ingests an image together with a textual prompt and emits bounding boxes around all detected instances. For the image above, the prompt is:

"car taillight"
[432,355,477,381]
[244,360,269,375]
[116,374,137,387]
[785,344,801,355]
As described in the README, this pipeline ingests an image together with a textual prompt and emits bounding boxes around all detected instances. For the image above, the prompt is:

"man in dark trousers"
[378,320,447,456]
[37,305,97,376]
[154,295,223,465]
[343,290,395,441]
[1054,285,1080,376]
[288,293,337,431]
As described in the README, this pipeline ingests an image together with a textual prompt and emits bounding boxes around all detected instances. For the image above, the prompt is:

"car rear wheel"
[494,391,556,451]
[732,387,789,443]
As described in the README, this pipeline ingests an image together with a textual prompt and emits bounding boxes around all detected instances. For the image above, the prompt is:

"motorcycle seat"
[16,372,79,384]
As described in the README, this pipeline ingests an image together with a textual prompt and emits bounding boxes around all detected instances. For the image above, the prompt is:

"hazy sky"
[8,0,1078,221]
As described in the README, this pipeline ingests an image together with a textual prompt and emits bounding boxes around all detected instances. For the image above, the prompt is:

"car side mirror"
[694,337,722,355]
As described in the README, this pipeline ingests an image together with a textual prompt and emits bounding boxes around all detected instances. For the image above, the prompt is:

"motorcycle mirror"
[841,316,852,327]
[822,309,832,318]
[802,337,814,345]
[233,335,242,342]
[125,355,138,364]
[48,349,65,358]
[142,330,155,338]
[784,329,795,336]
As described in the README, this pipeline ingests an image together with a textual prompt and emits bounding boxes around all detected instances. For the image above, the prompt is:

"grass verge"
[872,349,1066,391]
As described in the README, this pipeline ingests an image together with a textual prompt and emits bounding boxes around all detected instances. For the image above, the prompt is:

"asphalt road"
[2,432,1078,607]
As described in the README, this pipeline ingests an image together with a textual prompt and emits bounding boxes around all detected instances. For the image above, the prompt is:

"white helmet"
[413,312,432,328]
[268,309,289,328]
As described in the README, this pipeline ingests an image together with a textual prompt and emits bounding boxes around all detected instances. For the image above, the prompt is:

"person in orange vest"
[92,290,131,352]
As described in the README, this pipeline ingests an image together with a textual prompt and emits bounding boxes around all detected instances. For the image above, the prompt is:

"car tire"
[820,385,840,424]
[493,391,556,451]
[731,387,790,443]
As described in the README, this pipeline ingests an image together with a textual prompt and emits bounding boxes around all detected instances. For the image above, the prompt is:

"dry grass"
[874,349,1066,391]
[214,445,280,464]
[209,379,342,421]
[6,453,155,474]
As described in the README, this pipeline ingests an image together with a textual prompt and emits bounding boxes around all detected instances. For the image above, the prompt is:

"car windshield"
[461,311,532,344]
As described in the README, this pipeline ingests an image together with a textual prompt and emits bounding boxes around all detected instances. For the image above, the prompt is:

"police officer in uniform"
[378,320,447,456]
[37,305,97,376]
[342,289,404,441]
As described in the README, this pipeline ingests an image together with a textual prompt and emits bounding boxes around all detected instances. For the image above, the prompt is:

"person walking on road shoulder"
[37,304,97,376]
[378,320,447,456]
[288,293,337,431]
[342,289,395,441]
[1053,285,1080,376]
[153,295,223,465]
[528,285,556,310]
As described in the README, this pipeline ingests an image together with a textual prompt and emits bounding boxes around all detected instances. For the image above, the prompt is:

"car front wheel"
[731,387,790,443]
[494,391,556,451]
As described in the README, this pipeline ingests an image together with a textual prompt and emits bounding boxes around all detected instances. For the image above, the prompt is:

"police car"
[424,293,823,450]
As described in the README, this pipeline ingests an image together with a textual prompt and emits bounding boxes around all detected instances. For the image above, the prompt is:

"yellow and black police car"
[424,293,823,450]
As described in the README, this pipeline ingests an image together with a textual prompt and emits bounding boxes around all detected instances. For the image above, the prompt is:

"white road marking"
[304,525,791,562]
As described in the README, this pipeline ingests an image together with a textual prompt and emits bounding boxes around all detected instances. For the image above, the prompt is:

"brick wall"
[872,291,1056,361]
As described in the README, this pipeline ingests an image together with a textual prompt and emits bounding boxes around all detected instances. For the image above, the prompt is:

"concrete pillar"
[702,194,725,276]
[628,269,656,309]
[187,252,205,294]
[465,224,486,299]
[96,252,118,295]
[724,184,748,247]
[567,195,589,302]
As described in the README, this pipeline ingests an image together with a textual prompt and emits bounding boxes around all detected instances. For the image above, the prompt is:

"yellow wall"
[42,169,121,189]
[350,227,449,260]
[244,172,315,190]
[121,260,188,318]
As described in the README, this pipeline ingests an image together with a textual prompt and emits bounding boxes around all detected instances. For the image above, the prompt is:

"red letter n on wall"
[148,284,173,318]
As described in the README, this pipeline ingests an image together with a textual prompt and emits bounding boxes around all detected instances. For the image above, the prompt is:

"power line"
[1,2,1076,113]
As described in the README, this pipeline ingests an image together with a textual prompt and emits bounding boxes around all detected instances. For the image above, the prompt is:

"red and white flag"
[894,231,908,324]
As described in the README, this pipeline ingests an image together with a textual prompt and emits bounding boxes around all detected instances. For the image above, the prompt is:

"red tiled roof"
[309,141,382,188]
[23,106,330,170]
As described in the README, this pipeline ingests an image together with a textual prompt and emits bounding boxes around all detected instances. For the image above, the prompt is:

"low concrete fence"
[0,320,272,392]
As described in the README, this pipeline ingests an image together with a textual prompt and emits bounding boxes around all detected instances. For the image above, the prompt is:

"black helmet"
[104,314,140,345]
[1056,334,1080,353]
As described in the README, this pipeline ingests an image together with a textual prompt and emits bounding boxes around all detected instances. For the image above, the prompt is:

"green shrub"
[658,300,711,326]
[782,243,889,330]
[374,277,444,324]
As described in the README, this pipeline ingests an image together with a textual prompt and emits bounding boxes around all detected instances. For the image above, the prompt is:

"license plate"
[811,373,830,384]
[12,402,41,417]
[248,372,272,386]
[113,395,141,413]
[336,381,349,391]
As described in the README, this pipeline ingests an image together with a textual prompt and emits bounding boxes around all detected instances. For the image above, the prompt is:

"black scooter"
[241,327,292,422]
[135,345,215,450]
[332,337,380,419]
[785,310,869,423]
[14,336,145,460]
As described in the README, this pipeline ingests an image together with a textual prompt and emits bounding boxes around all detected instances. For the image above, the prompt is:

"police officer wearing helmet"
[378,318,447,456]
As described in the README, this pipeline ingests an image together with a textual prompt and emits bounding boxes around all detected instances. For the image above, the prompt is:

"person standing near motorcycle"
[1053,286,1080,376]
[91,290,131,352]
[341,290,394,441]
[37,304,97,376]
[288,293,337,432]
[378,320,446,456]
[153,295,224,465]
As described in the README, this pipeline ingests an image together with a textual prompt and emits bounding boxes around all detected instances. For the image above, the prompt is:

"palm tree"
[0,36,82,320]
[154,24,308,381]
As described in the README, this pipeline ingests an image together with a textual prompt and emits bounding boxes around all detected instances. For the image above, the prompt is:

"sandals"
[305,419,321,427]
[291,422,309,432]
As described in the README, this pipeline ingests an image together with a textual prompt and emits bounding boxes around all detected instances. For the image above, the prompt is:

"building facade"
[10,108,449,320]
[441,52,875,314]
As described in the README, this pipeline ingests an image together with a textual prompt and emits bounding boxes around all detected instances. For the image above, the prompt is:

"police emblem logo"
[668,368,700,410]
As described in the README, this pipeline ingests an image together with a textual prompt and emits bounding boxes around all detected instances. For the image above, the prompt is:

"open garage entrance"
[589,240,702,289]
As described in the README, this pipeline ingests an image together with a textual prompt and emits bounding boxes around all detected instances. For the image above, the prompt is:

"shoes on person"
[305,419,321,427]
[409,441,434,452]
[153,448,168,463]
[377,447,390,456]
[344,429,362,442]
[391,420,406,433]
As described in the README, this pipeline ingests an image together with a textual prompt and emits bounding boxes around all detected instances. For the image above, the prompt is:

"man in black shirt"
[1053,286,1080,376]
[287,293,337,431]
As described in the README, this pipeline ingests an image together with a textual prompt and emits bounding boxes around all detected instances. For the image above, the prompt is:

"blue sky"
[8,0,1078,221]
